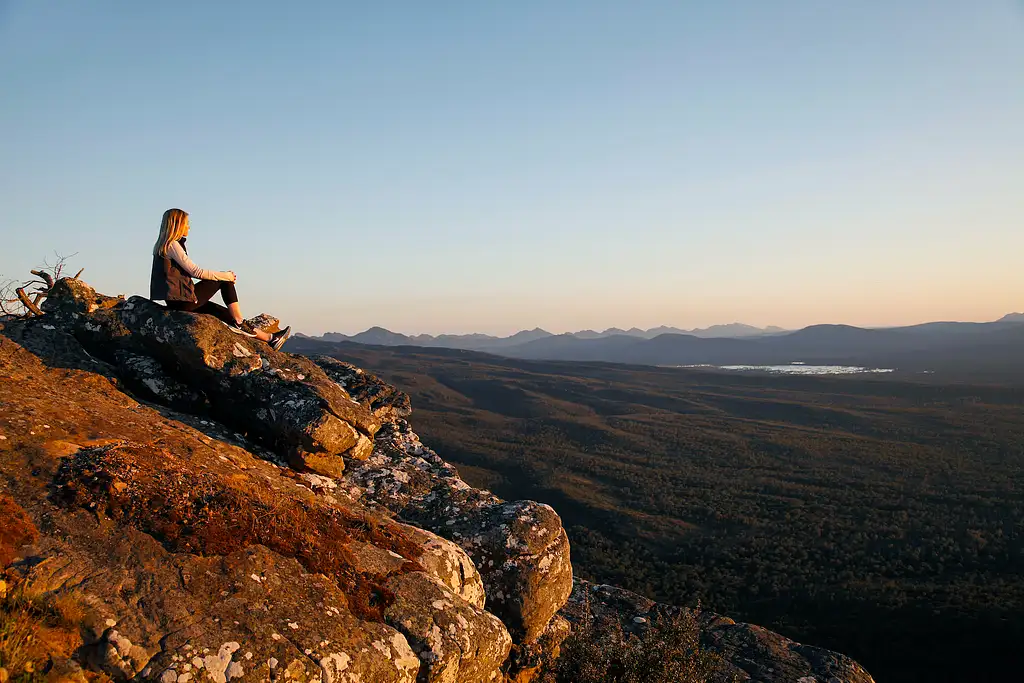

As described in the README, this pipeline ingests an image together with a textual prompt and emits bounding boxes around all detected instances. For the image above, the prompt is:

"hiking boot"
[270,325,291,351]
[226,320,258,337]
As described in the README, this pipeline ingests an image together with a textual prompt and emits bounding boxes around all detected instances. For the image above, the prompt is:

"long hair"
[153,208,189,256]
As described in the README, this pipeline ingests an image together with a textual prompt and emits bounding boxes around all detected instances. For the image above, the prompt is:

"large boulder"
[384,572,511,682]
[39,277,123,320]
[73,546,424,683]
[345,420,574,645]
[0,311,118,376]
[40,283,381,477]
[331,530,508,680]
[312,356,413,423]
[111,350,209,413]
[393,524,487,609]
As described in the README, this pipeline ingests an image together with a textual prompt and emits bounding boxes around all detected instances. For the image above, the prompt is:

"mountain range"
[302,323,787,350]
[298,314,1024,380]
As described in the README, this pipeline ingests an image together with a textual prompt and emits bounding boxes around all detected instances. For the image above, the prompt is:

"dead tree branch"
[46,252,77,281]
[0,253,81,319]
[15,287,43,316]
[30,269,55,289]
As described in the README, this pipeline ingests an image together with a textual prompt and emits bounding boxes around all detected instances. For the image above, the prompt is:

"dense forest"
[294,340,1024,682]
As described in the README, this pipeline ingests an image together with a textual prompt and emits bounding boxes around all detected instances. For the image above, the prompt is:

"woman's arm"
[166,241,233,281]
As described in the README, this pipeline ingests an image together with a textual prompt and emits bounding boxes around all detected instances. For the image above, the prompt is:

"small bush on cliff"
[0,583,87,683]
[0,494,89,682]
[542,607,729,683]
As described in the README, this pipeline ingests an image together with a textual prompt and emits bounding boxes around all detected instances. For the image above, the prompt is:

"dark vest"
[150,238,196,302]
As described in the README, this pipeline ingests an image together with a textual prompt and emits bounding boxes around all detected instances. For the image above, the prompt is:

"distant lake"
[679,363,896,375]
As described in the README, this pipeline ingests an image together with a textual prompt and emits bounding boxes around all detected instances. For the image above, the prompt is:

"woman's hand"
[225,271,237,283]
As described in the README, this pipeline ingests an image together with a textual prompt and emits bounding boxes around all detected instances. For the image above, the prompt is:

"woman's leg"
[195,281,245,325]
[192,280,222,307]
[206,281,274,342]
[192,301,236,326]
[175,280,274,343]
[165,301,201,312]
[210,281,246,328]
[192,301,272,341]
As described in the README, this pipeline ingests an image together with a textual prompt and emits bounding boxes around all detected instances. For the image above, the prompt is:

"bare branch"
[1,254,81,318]
[30,269,55,289]
[0,277,19,316]
[15,287,43,316]
[73,268,84,279]
[43,251,78,282]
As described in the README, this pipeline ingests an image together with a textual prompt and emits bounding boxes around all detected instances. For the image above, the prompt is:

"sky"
[1,1,1022,336]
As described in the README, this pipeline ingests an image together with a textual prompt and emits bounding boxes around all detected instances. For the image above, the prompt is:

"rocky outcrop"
[341,421,574,647]
[0,333,510,683]
[29,280,573,649]
[312,357,412,423]
[42,280,381,476]
[244,313,283,334]
[0,279,574,681]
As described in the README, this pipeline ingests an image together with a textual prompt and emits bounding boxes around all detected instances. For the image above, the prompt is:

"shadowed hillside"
[291,338,1024,683]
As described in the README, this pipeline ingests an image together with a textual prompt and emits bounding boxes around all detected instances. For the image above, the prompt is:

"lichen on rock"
[345,420,574,645]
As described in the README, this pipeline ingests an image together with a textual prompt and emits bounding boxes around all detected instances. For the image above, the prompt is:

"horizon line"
[301,313,1023,339]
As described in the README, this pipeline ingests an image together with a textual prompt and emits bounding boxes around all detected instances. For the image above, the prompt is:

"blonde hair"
[153,208,189,256]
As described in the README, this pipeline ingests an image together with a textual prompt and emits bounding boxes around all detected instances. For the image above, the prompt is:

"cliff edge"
[0,277,874,683]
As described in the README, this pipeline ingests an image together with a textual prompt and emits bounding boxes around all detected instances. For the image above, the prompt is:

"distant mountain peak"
[302,323,787,349]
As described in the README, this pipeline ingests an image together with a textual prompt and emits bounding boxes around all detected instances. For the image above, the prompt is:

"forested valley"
[294,340,1024,682]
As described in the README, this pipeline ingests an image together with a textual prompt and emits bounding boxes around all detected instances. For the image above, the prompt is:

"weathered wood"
[15,287,43,316]
[30,269,55,289]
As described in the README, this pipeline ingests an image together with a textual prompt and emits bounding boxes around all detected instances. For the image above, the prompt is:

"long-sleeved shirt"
[166,241,232,281]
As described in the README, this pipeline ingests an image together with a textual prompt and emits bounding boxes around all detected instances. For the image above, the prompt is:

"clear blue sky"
[2,1,1022,335]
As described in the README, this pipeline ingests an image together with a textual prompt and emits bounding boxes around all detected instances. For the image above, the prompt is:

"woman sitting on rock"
[150,207,291,350]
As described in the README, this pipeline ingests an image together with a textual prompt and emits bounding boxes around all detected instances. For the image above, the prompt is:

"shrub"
[0,582,86,683]
[541,603,731,683]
